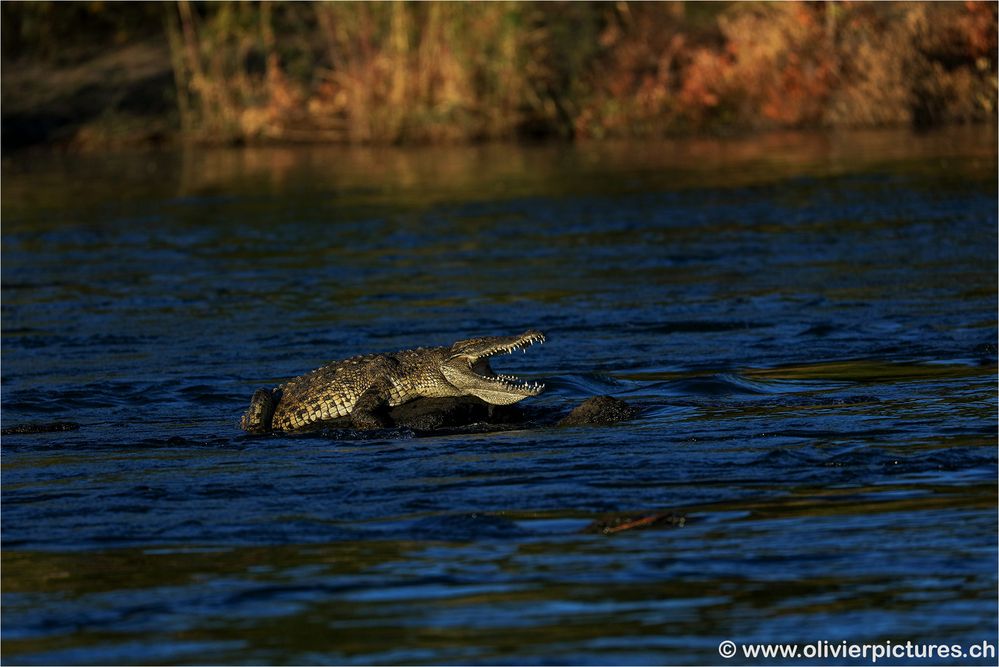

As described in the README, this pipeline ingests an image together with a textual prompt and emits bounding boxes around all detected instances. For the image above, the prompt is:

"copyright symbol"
[718,640,737,659]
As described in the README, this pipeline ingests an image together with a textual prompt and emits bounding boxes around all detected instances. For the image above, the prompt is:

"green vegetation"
[2,1,996,149]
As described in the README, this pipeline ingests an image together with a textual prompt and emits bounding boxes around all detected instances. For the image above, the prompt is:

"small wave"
[635,373,792,398]
[622,320,766,334]
[404,512,531,541]
[824,447,998,475]
[750,448,823,467]
[543,373,626,396]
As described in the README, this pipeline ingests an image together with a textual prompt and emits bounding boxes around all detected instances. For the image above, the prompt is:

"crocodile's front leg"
[350,379,394,429]
[241,388,279,434]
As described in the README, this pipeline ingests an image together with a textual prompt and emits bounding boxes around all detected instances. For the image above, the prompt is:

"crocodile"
[241,330,546,433]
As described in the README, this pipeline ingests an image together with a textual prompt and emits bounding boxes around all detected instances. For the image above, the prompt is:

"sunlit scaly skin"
[241,330,546,433]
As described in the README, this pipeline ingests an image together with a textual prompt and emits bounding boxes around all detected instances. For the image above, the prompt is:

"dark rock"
[306,396,524,434]
[276,395,634,436]
[557,395,638,426]
[387,396,523,431]
[1,421,80,435]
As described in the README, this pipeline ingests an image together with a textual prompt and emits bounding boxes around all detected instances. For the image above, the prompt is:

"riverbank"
[1,39,175,153]
[2,2,996,153]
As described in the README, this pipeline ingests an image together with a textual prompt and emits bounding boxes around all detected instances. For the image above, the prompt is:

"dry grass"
[578,1,997,137]
[168,1,572,144]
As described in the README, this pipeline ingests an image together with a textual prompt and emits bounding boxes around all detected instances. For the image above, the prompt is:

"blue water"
[2,129,997,664]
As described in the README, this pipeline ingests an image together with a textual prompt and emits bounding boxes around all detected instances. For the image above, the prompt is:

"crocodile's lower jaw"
[467,386,537,405]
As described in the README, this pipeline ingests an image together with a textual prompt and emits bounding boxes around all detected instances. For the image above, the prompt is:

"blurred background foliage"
[2,1,996,149]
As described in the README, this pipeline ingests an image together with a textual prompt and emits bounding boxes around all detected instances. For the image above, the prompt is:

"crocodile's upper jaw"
[441,330,546,405]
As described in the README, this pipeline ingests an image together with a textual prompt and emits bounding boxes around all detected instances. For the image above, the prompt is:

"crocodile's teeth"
[469,332,546,393]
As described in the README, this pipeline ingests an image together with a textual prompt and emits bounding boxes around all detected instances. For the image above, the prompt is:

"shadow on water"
[2,128,997,664]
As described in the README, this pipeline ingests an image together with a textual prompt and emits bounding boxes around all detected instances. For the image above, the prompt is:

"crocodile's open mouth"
[468,331,546,395]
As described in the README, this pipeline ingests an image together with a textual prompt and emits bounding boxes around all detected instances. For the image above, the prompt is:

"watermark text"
[718,639,997,663]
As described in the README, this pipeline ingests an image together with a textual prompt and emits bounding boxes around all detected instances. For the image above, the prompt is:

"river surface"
[2,129,997,665]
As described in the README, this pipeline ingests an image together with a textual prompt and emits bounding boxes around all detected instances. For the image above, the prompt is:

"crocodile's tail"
[241,388,278,433]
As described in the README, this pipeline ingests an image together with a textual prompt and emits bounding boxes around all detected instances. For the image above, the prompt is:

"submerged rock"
[557,395,639,427]
[386,395,524,430]
[265,394,638,436]
[309,396,524,433]
[387,394,638,431]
